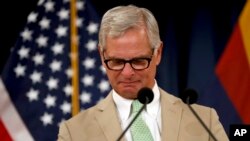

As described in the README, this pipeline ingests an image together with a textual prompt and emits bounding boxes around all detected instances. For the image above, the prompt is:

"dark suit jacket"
[57,88,229,141]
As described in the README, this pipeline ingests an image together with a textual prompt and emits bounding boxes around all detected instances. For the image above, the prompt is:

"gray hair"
[98,5,162,52]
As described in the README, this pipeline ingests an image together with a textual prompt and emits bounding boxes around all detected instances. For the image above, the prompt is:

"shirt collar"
[112,81,160,121]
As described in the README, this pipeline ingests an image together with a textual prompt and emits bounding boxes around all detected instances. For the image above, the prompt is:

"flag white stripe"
[0,78,34,141]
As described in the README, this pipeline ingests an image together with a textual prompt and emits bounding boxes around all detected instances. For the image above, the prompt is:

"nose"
[121,62,135,76]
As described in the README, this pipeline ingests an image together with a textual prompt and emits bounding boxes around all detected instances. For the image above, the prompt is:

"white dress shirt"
[113,81,162,141]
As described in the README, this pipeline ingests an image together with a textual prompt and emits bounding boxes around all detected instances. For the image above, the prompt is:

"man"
[57,5,229,141]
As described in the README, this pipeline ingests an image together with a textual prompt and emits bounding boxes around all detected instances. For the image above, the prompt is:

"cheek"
[105,71,118,83]
[147,60,157,74]
[144,63,157,80]
[146,67,156,79]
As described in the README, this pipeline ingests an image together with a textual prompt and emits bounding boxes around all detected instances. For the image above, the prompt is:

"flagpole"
[70,0,80,116]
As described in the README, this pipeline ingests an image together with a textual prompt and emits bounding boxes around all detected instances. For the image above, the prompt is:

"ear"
[155,42,163,66]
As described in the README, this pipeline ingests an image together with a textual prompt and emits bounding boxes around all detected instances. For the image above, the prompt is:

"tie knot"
[132,100,143,113]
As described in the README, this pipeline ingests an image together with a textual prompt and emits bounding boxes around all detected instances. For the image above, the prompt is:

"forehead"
[105,28,152,56]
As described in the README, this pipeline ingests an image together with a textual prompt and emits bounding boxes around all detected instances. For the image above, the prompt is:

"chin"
[118,88,139,99]
[122,93,138,99]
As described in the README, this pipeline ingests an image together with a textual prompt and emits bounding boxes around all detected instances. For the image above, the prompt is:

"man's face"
[100,28,162,99]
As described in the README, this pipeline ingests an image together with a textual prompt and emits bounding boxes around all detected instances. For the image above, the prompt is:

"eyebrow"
[104,54,152,60]
[103,50,154,60]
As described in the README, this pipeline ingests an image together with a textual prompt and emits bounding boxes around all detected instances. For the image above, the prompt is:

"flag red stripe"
[216,23,250,123]
[0,120,12,141]
[0,78,34,141]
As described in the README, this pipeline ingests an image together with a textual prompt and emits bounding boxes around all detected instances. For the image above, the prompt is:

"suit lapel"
[95,93,125,141]
[160,89,183,141]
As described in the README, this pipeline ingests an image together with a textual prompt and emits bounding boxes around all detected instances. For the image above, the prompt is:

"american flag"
[0,0,110,140]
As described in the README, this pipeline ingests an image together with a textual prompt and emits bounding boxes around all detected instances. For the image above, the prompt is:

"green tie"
[130,100,154,141]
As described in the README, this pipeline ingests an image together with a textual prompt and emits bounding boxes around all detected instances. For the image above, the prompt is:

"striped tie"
[130,100,153,141]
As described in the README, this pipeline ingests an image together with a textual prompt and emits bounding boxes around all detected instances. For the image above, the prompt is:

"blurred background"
[0,0,249,140]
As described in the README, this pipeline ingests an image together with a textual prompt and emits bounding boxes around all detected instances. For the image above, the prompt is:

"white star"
[98,79,110,93]
[44,94,56,108]
[14,64,26,77]
[18,46,30,59]
[82,57,95,69]
[46,77,59,90]
[57,8,69,20]
[55,25,68,37]
[81,74,94,87]
[51,42,64,55]
[63,84,72,96]
[36,35,48,47]
[76,1,85,10]
[100,65,107,74]
[27,12,38,23]
[49,60,62,72]
[65,68,72,78]
[40,112,53,126]
[29,70,42,84]
[85,40,97,52]
[20,28,33,41]
[26,88,39,102]
[32,53,45,65]
[39,17,50,30]
[80,91,91,104]
[38,0,45,6]
[76,18,83,28]
[60,101,71,114]
[87,22,98,34]
[44,1,55,12]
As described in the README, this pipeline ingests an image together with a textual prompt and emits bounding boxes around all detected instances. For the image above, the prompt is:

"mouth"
[119,80,140,85]
[118,80,142,91]
[116,80,142,98]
